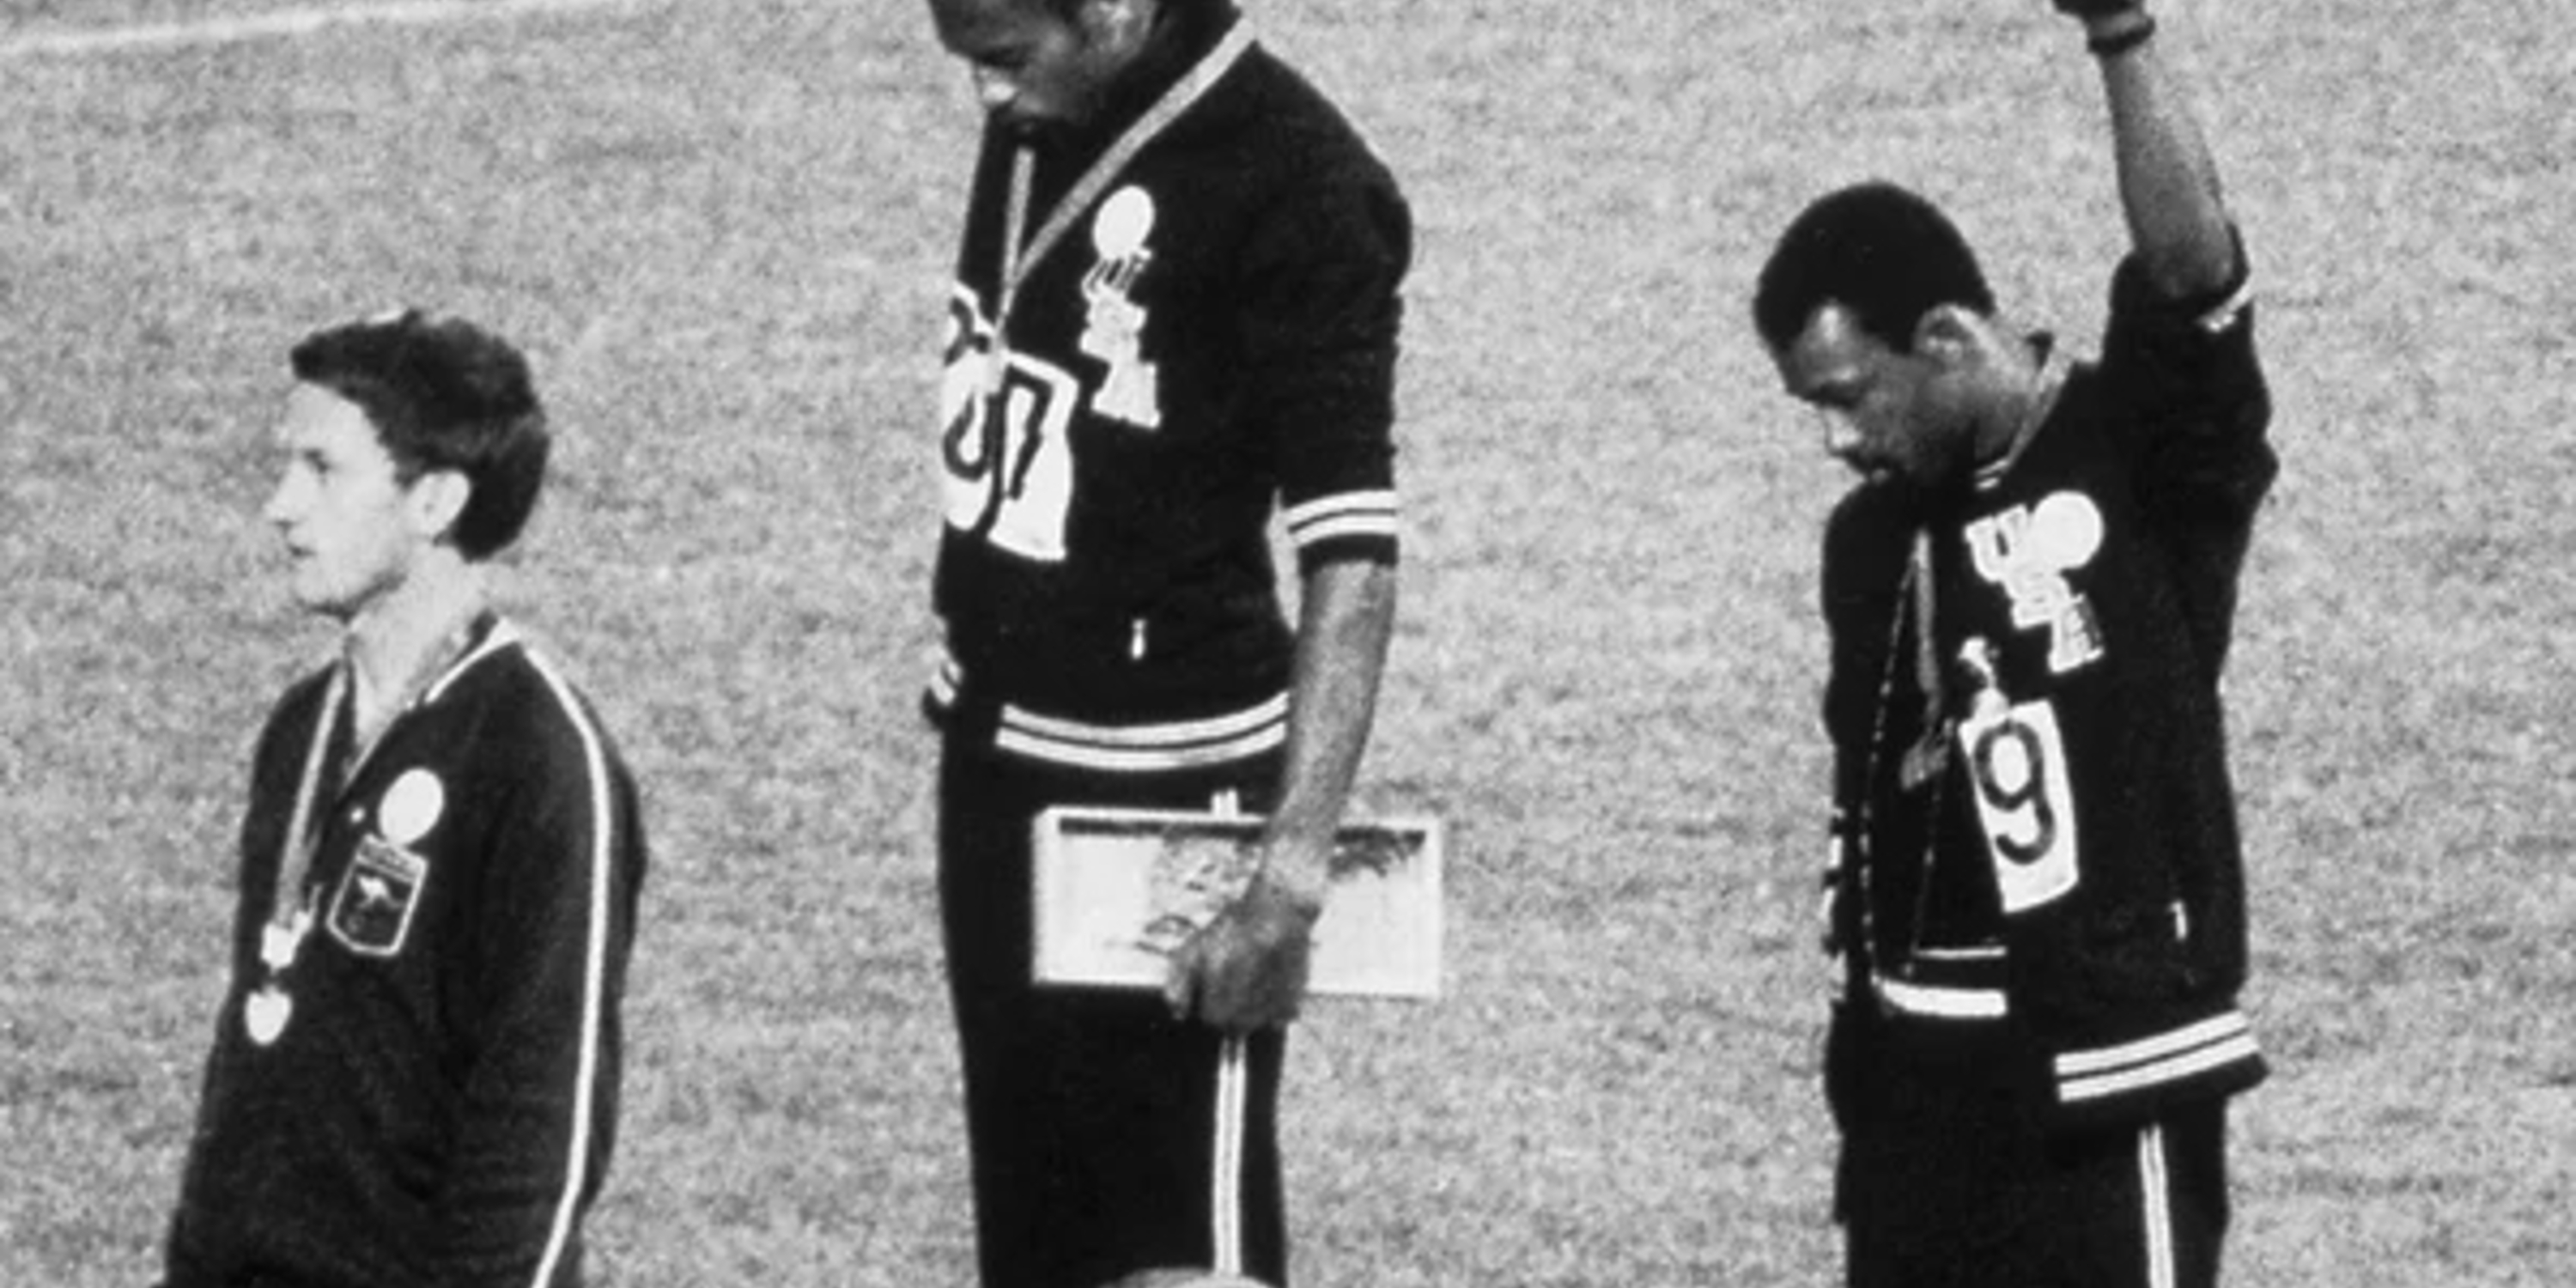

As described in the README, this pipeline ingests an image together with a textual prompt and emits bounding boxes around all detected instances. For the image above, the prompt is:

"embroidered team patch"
[329,835,428,957]
[328,769,442,957]
[1965,490,2106,674]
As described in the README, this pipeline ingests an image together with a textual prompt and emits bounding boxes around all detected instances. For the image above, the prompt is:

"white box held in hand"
[1031,806,1443,999]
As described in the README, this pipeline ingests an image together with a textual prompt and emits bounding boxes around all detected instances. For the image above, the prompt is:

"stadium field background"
[4,1,2568,1283]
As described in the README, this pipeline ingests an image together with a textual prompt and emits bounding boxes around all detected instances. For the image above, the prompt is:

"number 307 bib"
[1958,697,2081,914]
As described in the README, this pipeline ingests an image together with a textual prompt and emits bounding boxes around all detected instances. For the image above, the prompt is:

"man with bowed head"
[160,311,647,1288]
[916,0,1411,1284]
[1753,2,2275,1285]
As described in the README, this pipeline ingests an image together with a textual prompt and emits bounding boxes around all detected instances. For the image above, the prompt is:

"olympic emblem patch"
[329,835,430,958]
[1965,490,2107,675]
[1079,185,1162,429]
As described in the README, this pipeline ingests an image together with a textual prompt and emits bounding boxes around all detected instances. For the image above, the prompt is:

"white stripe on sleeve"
[522,649,619,1288]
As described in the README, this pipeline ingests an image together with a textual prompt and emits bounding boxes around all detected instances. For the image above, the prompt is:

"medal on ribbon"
[244,986,292,1046]
[245,667,346,1049]
[245,905,313,1047]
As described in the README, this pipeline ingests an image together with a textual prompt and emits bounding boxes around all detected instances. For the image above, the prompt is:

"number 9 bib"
[1958,696,2081,914]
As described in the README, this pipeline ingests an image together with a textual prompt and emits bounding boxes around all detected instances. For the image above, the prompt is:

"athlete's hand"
[1166,854,1324,1032]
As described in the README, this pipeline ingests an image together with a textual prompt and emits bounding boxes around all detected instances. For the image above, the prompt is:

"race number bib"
[939,291,1081,562]
[1957,696,2081,914]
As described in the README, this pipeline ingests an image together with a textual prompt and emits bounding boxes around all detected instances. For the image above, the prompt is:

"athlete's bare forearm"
[2090,7,2239,297]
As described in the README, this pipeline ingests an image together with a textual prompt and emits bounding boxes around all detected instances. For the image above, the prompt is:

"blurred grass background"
[3,1,2571,1283]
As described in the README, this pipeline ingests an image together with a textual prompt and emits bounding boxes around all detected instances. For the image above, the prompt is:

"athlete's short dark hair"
[1753,181,1996,355]
[290,310,549,562]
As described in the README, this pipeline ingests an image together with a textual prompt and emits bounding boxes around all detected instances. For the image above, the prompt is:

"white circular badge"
[2029,491,2105,572]
[1093,186,1157,259]
[378,769,447,847]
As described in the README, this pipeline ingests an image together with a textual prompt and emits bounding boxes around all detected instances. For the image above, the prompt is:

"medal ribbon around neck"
[269,617,478,936]
[1851,526,1954,993]
[246,664,347,1045]
[986,21,1255,394]
[246,619,483,1045]
[270,665,348,940]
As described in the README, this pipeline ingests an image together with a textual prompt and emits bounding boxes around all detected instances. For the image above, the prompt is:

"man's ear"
[408,469,473,547]
[1911,305,1988,368]
[1078,0,1157,54]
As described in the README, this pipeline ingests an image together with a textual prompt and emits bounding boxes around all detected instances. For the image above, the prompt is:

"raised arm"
[2069,3,2238,298]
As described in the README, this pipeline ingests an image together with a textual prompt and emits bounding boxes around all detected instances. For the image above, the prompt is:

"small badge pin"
[245,986,293,1046]
[378,769,447,848]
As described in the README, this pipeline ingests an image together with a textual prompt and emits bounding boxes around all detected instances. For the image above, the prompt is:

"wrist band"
[2088,15,2157,58]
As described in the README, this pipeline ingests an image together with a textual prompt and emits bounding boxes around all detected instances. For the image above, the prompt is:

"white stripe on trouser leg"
[1206,789,1249,1277]
[1211,1035,1249,1277]
[2139,1123,2175,1288]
